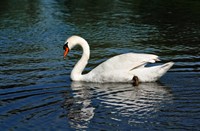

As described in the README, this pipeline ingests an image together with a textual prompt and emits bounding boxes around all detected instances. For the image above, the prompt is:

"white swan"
[63,35,174,83]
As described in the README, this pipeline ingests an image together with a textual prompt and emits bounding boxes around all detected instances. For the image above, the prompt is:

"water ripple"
[64,82,173,129]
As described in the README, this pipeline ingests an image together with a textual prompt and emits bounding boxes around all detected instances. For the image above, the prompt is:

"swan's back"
[81,53,161,82]
[90,53,159,73]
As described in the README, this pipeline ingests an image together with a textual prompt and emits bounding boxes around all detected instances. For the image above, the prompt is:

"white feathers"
[65,36,174,83]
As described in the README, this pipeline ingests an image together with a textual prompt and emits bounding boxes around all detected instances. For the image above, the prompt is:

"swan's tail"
[153,61,174,81]
[160,62,174,71]
[131,62,174,82]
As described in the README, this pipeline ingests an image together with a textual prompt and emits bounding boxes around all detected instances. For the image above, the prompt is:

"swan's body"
[63,36,174,83]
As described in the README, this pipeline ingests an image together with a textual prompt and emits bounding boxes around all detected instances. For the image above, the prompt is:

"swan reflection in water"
[63,82,173,129]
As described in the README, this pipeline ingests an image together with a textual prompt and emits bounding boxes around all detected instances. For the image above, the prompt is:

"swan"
[63,35,174,83]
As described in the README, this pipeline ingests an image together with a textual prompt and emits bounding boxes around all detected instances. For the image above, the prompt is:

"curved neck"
[71,39,90,81]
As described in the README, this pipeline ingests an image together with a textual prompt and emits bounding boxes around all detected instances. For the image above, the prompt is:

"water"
[0,0,200,130]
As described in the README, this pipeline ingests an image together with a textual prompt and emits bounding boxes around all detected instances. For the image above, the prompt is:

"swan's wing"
[90,53,160,73]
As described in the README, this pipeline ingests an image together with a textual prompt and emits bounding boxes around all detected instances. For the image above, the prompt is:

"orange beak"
[63,47,69,59]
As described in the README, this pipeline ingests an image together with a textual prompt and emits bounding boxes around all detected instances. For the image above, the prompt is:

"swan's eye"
[63,42,68,50]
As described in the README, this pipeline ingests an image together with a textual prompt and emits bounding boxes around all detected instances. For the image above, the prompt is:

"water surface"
[0,0,200,130]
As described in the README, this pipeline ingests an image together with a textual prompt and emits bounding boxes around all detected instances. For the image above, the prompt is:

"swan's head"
[63,42,69,59]
[63,36,79,58]
[63,35,88,58]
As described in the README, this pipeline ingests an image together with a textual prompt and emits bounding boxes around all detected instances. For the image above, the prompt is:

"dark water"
[0,0,200,130]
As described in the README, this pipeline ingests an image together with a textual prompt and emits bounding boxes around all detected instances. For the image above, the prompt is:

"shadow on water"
[58,0,200,43]
[63,82,173,130]
[0,0,41,28]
